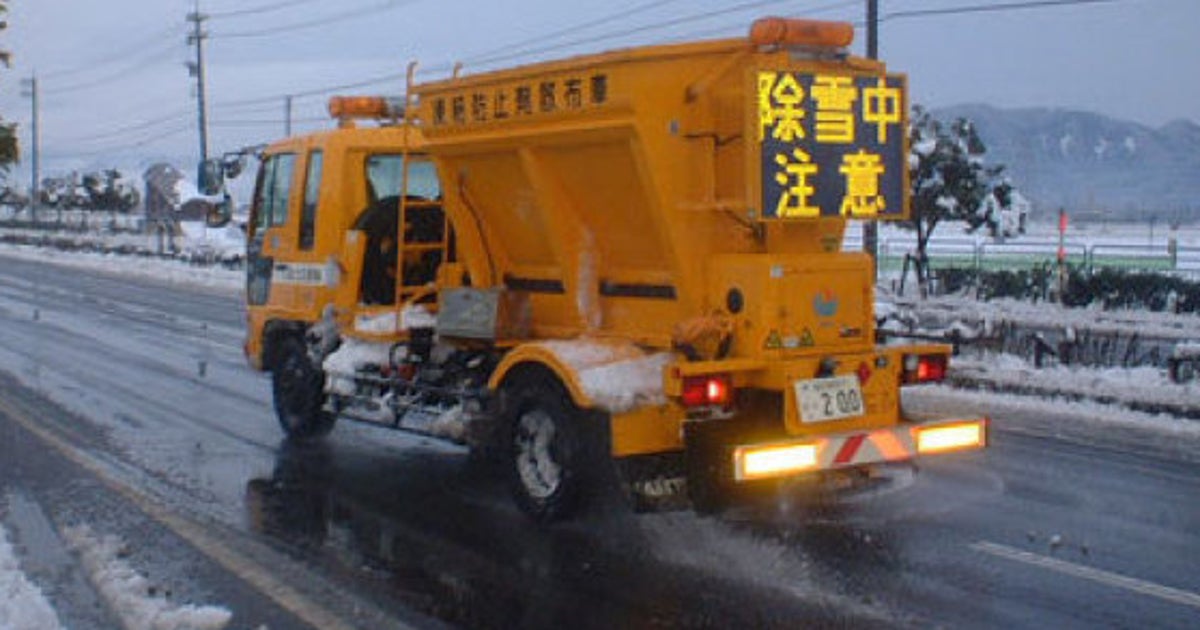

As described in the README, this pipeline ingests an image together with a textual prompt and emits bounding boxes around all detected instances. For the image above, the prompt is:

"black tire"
[504,378,597,523]
[271,336,336,440]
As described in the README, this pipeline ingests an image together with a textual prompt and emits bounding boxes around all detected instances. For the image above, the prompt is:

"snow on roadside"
[0,243,241,295]
[62,524,232,630]
[907,385,1200,464]
[952,353,1200,413]
[893,293,1200,342]
[0,523,64,630]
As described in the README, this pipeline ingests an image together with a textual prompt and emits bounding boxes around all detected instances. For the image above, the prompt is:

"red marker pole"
[1057,208,1068,300]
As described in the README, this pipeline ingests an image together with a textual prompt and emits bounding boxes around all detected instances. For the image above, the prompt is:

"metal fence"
[845,235,1200,278]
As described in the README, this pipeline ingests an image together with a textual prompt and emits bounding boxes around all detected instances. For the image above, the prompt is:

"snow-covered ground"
[0,243,242,294]
[62,525,232,630]
[0,522,63,630]
[0,519,234,630]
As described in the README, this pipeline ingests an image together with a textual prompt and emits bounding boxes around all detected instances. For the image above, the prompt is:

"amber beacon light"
[749,17,855,49]
[328,96,404,121]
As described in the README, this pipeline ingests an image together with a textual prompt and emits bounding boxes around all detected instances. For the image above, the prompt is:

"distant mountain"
[932,104,1200,221]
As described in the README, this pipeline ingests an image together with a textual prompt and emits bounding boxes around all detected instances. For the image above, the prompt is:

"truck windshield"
[366,155,441,202]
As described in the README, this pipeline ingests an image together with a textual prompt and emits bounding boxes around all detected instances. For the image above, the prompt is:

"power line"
[463,0,837,70]
[42,42,181,95]
[882,0,1120,22]
[212,0,418,39]
[213,66,439,109]
[59,108,196,145]
[658,0,860,43]
[208,0,324,20]
[210,0,841,112]
[44,123,195,160]
[211,117,326,127]
[462,0,690,65]
[211,100,290,114]
[38,25,184,80]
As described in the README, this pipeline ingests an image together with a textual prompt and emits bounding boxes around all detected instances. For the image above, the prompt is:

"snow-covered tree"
[972,179,1031,241]
[902,105,1003,295]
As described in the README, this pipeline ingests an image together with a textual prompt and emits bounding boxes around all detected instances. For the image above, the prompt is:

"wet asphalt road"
[0,255,1198,629]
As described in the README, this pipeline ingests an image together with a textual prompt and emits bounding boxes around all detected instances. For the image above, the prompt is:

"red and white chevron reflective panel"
[819,428,916,469]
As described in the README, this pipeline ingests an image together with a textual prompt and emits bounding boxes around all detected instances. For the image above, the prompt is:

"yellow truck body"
[241,19,986,520]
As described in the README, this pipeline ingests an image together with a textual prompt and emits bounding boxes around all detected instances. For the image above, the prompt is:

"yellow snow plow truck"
[236,17,987,521]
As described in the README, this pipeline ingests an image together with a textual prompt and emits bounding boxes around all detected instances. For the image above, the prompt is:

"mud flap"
[612,453,690,512]
[683,416,792,513]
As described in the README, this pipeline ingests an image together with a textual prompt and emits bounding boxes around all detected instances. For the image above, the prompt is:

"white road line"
[971,541,1200,611]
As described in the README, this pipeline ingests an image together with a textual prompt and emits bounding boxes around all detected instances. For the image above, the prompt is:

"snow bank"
[911,386,1200,447]
[891,292,1200,343]
[953,353,1200,413]
[176,221,245,262]
[533,340,673,414]
[63,524,232,630]
[1174,342,1200,360]
[0,523,63,630]
[0,245,242,294]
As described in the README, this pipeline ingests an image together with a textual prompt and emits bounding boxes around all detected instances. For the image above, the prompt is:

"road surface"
[0,254,1197,629]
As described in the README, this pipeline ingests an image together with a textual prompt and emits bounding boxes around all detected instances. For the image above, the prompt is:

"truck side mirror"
[205,195,234,228]
[223,154,247,180]
[198,159,224,196]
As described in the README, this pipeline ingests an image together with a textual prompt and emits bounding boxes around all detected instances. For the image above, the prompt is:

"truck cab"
[244,118,449,371]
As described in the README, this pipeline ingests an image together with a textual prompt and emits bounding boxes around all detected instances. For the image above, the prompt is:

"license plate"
[795,375,864,423]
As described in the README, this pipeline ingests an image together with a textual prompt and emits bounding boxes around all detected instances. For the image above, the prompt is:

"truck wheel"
[272,337,336,440]
[506,381,589,522]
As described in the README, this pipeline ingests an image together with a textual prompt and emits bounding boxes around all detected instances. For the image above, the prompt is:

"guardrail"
[847,236,1200,277]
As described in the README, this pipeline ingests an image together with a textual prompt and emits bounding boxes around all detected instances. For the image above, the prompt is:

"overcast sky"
[0,0,1194,183]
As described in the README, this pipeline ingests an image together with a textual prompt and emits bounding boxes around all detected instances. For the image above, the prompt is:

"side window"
[365,154,441,201]
[249,162,269,238]
[406,160,442,200]
[252,153,297,232]
[366,154,405,201]
[268,154,296,226]
[299,151,323,250]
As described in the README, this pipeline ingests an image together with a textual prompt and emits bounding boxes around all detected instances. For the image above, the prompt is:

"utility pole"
[284,95,293,136]
[19,75,39,223]
[187,2,210,165]
[863,0,880,278]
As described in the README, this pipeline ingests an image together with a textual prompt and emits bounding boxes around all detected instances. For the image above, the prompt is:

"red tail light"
[904,354,947,384]
[681,374,732,407]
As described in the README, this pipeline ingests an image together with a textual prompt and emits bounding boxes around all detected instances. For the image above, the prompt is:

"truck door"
[247,152,298,306]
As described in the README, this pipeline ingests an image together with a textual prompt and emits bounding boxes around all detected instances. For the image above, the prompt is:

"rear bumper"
[682,416,988,510]
[731,417,988,481]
